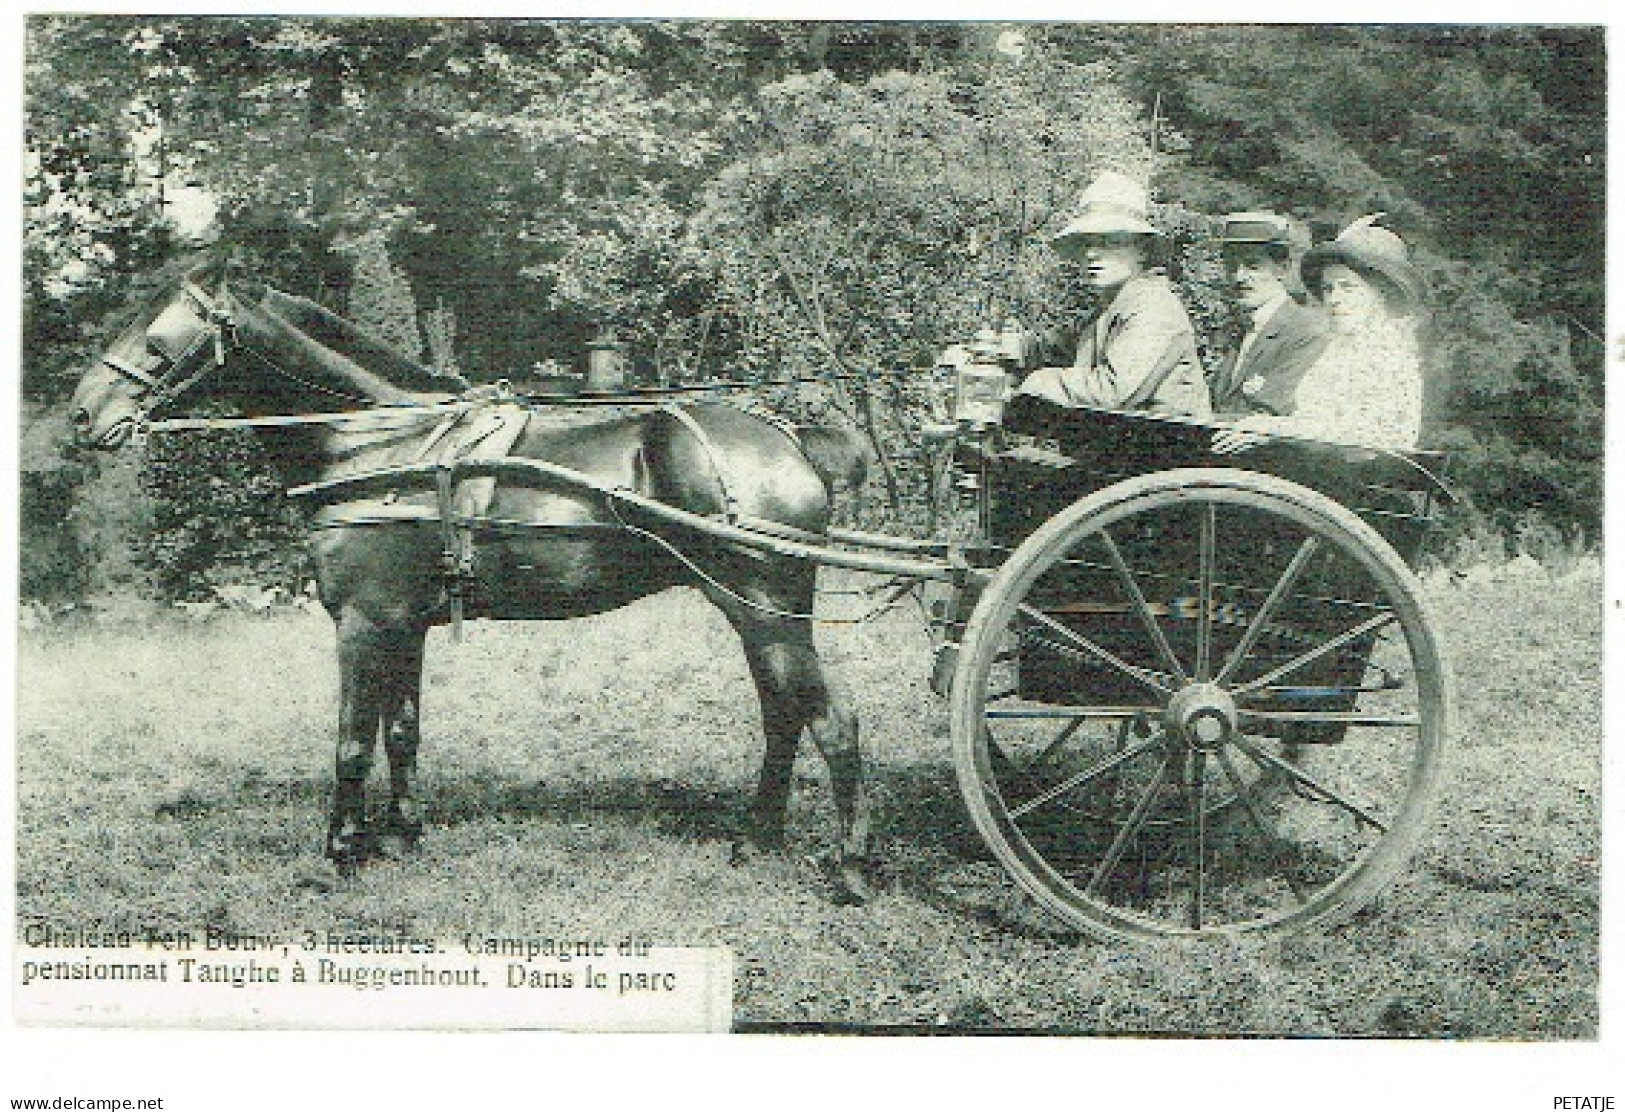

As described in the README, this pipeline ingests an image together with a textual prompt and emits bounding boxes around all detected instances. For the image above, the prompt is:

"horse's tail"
[796,424,870,495]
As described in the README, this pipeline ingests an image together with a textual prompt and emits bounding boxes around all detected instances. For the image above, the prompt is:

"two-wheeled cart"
[931,391,1452,942]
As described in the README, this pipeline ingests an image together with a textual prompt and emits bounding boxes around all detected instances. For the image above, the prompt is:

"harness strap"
[180,281,224,318]
[146,357,222,414]
[143,400,482,434]
[102,353,163,390]
[433,466,468,641]
[662,404,742,523]
[412,411,470,463]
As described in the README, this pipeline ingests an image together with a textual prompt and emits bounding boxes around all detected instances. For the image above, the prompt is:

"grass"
[13,560,1601,1036]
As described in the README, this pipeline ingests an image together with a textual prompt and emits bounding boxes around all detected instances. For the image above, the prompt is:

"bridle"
[97,279,420,437]
[101,279,238,421]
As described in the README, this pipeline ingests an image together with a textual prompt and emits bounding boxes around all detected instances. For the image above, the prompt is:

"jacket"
[1209,298,1329,417]
[1017,275,1211,419]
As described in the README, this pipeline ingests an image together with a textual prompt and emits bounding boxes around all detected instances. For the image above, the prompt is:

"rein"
[117,284,489,440]
[137,400,484,437]
[112,279,865,438]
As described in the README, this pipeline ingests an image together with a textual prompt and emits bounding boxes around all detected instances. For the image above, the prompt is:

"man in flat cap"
[1208,211,1328,418]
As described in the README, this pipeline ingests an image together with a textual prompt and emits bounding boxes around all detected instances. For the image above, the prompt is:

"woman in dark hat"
[1016,170,1211,418]
[1212,214,1424,453]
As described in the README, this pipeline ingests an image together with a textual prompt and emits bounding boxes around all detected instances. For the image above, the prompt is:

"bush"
[134,421,308,602]
[21,470,91,602]
[685,53,1156,527]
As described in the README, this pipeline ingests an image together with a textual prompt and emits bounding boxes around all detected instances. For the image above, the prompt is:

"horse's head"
[72,260,471,450]
[70,265,241,449]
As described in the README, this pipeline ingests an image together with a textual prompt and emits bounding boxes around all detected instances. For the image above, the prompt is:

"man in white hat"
[1016,170,1211,419]
[1209,211,1328,417]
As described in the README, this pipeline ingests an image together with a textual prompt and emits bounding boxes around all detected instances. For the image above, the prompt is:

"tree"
[19,17,1607,603]
[688,39,1156,522]
[340,228,424,361]
[24,17,174,402]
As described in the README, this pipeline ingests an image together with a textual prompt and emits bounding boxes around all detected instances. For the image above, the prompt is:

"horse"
[69,264,874,901]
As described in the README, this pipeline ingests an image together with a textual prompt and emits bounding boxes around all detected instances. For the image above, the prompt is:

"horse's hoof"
[295,861,340,892]
[813,851,874,906]
[376,809,424,859]
[325,829,374,868]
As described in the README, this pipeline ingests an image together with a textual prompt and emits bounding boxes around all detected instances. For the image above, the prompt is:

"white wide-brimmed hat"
[1052,170,1162,258]
[1300,213,1426,310]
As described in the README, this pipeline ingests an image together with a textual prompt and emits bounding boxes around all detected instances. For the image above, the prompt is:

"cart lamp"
[953,362,1012,429]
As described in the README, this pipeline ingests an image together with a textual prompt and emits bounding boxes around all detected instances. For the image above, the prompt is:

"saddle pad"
[433,402,531,519]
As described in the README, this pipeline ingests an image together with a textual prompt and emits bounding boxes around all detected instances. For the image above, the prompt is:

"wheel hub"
[1164,682,1238,752]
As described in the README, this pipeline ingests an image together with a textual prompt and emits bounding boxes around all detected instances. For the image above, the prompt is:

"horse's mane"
[260,288,471,394]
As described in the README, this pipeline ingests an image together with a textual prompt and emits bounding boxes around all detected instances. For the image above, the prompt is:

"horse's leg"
[377,627,429,856]
[804,661,872,903]
[327,610,391,866]
[713,584,872,904]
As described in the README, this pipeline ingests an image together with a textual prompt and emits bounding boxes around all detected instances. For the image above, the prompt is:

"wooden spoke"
[1187,749,1208,930]
[1016,602,1175,695]
[986,706,1161,720]
[1085,750,1172,897]
[981,715,1098,777]
[1005,733,1166,820]
[1230,611,1398,697]
[949,467,1450,941]
[1252,675,1406,698]
[1214,536,1322,686]
[1027,716,1088,773]
[1098,526,1189,685]
[1230,734,1388,833]
[1195,502,1216,681]
[986,731,1022,785]
[1240,710,1420,729]
[1215,746,1306,903]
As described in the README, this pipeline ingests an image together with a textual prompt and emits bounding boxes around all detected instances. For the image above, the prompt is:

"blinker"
[146,299,209,363]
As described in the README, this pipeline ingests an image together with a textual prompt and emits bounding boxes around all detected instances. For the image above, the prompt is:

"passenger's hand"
[1211,417,1277,455]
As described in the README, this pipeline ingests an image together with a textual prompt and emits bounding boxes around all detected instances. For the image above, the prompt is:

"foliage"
[21,472,92,603]
[339,228,425,361]
[65,452,153,597]
[17,18,1607,604]
[135,420,308,601]
[1055,24,1605,541]
[422,297,461,376]
[23,18,176,404]
[689,46,1154,521]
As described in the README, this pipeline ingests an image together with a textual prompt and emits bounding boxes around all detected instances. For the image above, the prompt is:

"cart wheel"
[949,468,1451,941]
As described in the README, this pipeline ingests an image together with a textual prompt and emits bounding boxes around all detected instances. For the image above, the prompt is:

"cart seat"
[1001,393,1453,501]
[991,394,1454,567]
